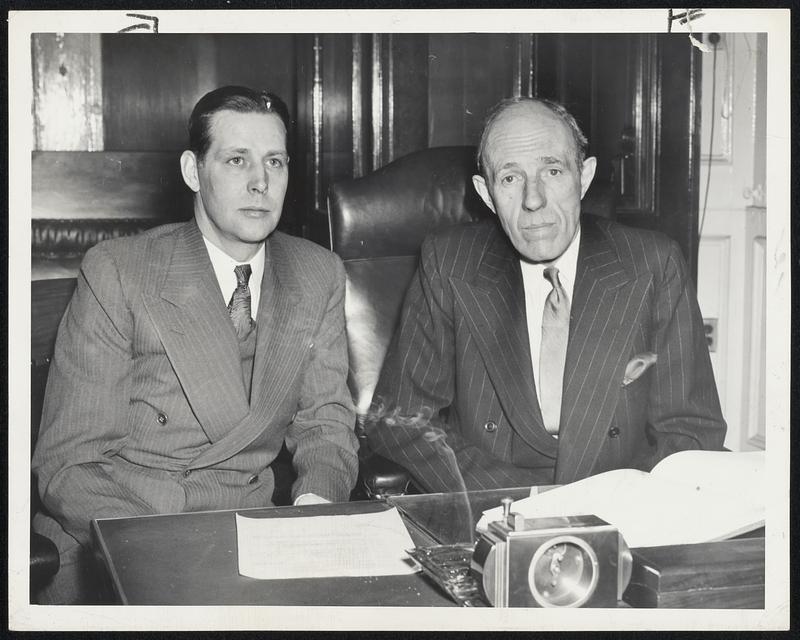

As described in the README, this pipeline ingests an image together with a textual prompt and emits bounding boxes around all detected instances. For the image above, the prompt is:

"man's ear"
[180,150,201,193]
[579,156,597,199]
[472,174,496,214]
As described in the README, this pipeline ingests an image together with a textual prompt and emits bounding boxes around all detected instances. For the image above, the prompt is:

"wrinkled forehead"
[207,109,288,149]
[483,104,576,172]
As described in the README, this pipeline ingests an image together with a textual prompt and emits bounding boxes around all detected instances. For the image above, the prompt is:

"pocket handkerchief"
[622,352,657,386]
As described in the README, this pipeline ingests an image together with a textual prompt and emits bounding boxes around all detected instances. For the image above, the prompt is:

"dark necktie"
[540,266,570,435]
[228,264,254,338]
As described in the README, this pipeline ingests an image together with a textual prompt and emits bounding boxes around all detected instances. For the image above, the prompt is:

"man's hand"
[293,493,331,506]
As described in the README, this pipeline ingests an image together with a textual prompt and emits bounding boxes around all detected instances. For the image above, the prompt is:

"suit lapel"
[555,216,651,483]
[188,234,309,469]
[450,229,559,458]
[142,222,251,444]
[248,237,306,417]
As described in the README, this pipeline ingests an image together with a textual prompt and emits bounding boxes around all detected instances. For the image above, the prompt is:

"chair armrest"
[30,531,60,586]
[353,415,414,499]
[359,452,413,500]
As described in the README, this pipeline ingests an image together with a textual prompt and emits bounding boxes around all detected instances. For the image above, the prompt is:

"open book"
[478,450,765,548]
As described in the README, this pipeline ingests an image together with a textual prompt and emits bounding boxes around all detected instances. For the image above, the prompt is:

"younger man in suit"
[366,97,725,493]
[32,86,359,603]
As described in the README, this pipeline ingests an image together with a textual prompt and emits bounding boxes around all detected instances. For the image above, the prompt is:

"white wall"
[696,33,766,451]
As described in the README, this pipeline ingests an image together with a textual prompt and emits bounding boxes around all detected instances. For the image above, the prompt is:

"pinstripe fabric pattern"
[366,215,725,493]
[32,220,359,557]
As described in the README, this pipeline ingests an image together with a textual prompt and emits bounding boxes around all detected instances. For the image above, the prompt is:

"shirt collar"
[202,236,266,299]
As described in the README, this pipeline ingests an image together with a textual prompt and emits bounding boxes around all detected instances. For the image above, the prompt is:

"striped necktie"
[228,264,254,338]
[539,266,570,435]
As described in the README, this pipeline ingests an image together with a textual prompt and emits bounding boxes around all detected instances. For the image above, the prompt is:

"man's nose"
[248,165,269,194]
[523,177,546,211]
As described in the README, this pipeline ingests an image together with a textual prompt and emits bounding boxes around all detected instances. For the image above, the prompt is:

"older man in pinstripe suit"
[366,97,725,494]
[32,87,359,603]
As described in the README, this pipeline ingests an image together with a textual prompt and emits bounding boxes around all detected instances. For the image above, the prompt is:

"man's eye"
[500,174,519,185]
[547,168,562,177]
[267,157,285,169]
[228,157,244,166]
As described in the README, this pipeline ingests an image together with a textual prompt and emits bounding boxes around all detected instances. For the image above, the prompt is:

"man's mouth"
[520,221,556,233]
[240,207,270,214]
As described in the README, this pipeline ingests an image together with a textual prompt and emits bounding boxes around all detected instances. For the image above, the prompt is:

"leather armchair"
[328,146,494,498]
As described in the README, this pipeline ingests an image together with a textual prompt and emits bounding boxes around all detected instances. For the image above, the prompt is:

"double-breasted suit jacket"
[33,221,359,554]
[367,215,726,492]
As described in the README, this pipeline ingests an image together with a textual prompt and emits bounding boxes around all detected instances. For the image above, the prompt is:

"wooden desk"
[92,500,452,606]
[93,488,764,607]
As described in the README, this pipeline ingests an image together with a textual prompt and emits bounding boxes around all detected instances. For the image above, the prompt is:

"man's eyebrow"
[495,156,566,169]
[219,147,288,156]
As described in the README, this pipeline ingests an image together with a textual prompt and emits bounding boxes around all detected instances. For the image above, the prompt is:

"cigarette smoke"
[365,397,475,544]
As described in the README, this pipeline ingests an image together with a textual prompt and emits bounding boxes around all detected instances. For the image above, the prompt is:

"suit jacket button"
[608,426,621,438]
[484,421,498,433]
[183,468,192,478]
[247,474,259,485]
[157,412,168,425]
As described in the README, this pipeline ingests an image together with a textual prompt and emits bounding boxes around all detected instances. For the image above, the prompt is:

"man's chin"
[515,240,567,264]
[240,218,281,242]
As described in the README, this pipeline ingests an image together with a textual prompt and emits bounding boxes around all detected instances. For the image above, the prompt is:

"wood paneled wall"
[101,34,297,151]
[31,32,701,274]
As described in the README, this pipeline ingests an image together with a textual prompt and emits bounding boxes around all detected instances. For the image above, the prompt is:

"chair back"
[30,278,77,592]
[31,278,77,445]
[328,146,493,415]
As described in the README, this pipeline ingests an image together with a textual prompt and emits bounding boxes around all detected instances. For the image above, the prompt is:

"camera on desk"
[471,498,633,607]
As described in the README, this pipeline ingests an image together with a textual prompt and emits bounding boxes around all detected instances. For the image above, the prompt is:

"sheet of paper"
[235,507,419,580]
[478,451,765,548]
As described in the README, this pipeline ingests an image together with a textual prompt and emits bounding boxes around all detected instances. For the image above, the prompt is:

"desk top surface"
[93,499,455,606]
[92,487,533,606]
[92,487,764,607]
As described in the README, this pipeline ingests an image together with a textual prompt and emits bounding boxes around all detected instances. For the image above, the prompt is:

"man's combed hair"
[476,96,589,176]
[188,85,292,160]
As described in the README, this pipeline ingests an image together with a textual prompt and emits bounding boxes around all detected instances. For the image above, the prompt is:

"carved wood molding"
[617,34,659,216]
[352,34,366,178]
[32,218,160,258]
[371,33,385,171]
[312,35,323,210]
[513,34,534,98]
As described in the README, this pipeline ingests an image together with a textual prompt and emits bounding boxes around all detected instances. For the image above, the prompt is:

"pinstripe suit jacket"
[366,215,725,492]
[32,221,358,553]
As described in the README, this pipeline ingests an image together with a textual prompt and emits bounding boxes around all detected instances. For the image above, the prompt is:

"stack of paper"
[236,507,419,580]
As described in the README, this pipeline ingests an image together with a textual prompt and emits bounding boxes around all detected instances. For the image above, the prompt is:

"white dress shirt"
[520,227,581,410]
[202,238,265,319]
